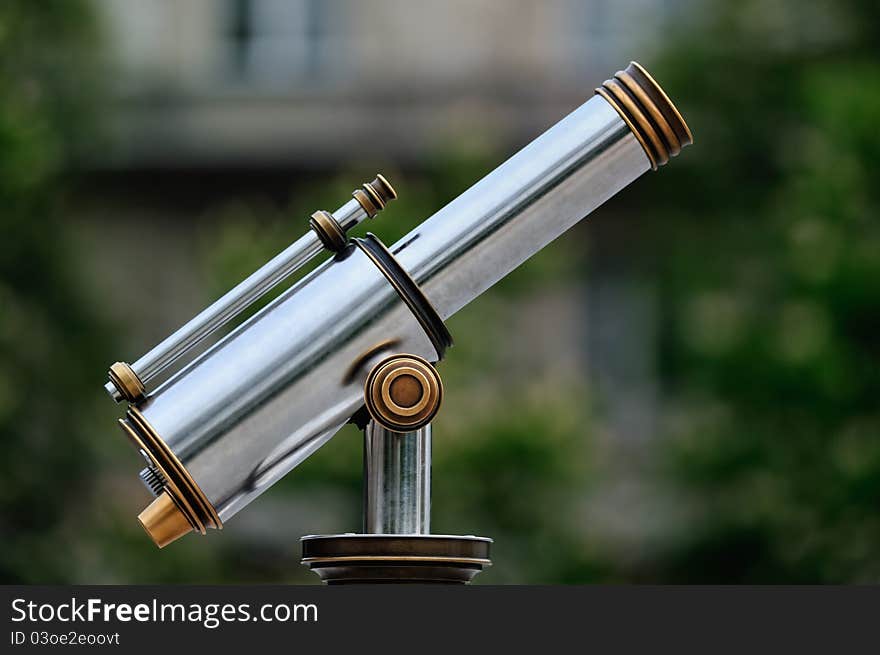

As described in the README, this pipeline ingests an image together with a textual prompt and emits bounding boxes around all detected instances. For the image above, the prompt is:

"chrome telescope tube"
[395,62,692,319]
[112,62,692,548]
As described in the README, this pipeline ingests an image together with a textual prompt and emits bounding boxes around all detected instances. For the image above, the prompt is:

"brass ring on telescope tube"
[615,72,681,158]
[595,61,693,171]
[604,78,669,167]
[119,407,222,547]
[127,407,221,530]
[310,210,347,252]
[118,418,203,544]
[627,62,693,148]
[354,234,453,360]
[108,361,145,403]
[595,86,657,168]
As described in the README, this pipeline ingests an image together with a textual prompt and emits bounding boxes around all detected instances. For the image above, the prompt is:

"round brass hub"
[365,354,443,432]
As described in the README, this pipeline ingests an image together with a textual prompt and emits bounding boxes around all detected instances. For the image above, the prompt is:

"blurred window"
[226,0,346,87]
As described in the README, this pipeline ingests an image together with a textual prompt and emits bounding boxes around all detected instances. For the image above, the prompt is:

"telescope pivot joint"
[364,354,443,433]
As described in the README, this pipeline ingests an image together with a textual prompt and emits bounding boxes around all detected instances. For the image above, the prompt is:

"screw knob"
[364,354,442,432]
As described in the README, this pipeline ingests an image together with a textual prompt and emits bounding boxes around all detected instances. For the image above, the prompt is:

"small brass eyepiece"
[368,174,397,205]
[312,174,398,250]
[353,173,398,218]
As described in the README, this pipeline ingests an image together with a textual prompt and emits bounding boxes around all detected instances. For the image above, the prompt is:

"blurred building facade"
[93,0,683,168]
[81,0,682,420]
[7,0,876,584]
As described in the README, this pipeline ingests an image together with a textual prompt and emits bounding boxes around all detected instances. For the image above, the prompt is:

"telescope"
[104,62,692,583]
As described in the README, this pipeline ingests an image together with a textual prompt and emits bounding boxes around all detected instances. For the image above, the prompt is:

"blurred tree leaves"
[0,0,233,585]
[3,0,878,585]
[0,0,108,581]
[644,0,880,582]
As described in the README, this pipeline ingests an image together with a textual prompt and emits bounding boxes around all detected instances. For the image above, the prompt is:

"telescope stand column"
[364,421,431,534]
[301,354,491,583]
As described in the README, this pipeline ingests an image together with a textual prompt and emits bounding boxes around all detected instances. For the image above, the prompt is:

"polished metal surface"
[392,93,651,320]
[364,421,431,534]
[135,244,439,522]
[334,197,370,231]
[117,65,691,540]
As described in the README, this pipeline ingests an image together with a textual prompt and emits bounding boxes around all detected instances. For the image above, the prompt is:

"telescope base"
[301,534,491,584]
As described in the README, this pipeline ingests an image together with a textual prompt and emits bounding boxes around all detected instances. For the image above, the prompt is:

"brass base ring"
[302,534,492,584]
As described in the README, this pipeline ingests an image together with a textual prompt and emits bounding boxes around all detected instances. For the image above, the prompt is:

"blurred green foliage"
[2,0,878,584]
[638,0,880,582]
[0,0,110,582]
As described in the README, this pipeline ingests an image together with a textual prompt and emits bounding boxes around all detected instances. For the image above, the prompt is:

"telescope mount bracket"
[301,354,492,584]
